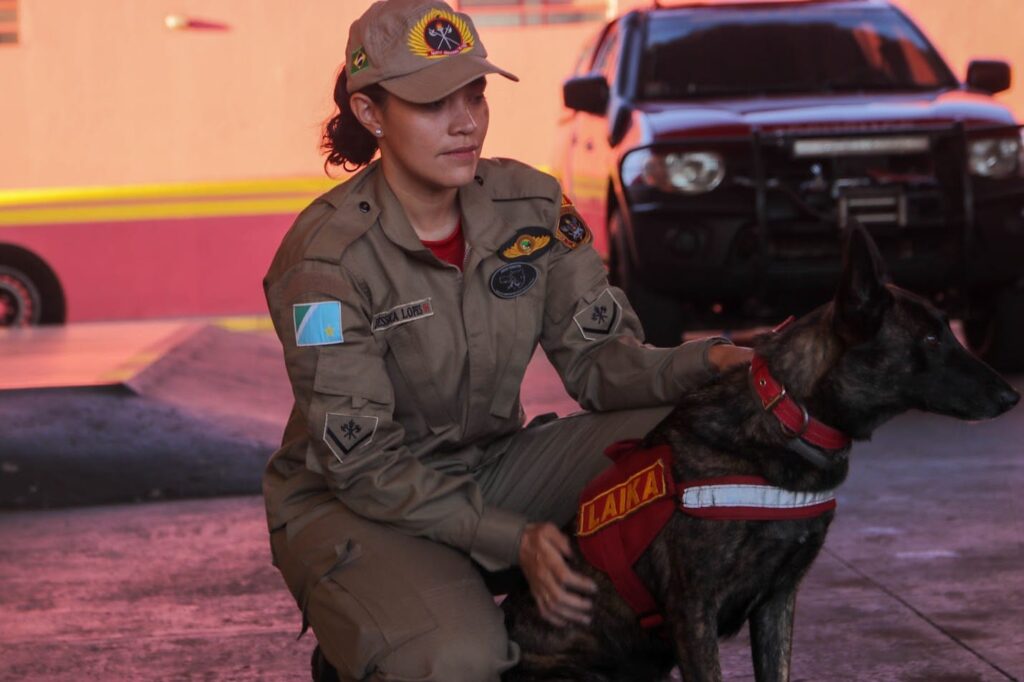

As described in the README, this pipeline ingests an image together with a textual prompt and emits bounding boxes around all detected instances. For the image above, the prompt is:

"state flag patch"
[293,301,344,347]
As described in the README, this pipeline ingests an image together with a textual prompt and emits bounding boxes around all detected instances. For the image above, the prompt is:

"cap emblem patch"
[350,46,370,74]
[499,227,551,262]
[409,9,475,59]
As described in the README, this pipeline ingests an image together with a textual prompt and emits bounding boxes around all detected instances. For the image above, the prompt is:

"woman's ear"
[349,93,383,137]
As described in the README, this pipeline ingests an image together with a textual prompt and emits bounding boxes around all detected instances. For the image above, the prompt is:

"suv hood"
[639,90,1018,141]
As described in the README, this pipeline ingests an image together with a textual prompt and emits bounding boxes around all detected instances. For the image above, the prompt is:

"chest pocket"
[381,322,454,431]
[489,273,546,419]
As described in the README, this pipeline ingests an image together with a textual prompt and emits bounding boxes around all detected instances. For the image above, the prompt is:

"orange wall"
[894,0,1023,112]
[0,1,593,189]
[0,1,1020,190]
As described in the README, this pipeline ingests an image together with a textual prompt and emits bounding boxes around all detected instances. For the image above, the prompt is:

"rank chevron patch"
[573,288,622,341]
[324,413,379,463]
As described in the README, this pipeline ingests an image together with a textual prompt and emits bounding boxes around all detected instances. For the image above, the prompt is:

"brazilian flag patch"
[293,301,344,347]
[350,46,370,74]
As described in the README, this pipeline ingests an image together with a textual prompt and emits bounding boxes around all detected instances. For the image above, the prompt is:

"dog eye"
[923,334,939,347]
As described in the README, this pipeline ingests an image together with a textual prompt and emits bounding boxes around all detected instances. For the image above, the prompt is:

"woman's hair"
[322,67,389,172]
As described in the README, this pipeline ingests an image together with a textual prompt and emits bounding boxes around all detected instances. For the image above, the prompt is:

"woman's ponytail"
[322,67,388,172]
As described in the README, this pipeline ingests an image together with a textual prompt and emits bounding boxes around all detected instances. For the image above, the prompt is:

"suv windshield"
[640,5,957,100]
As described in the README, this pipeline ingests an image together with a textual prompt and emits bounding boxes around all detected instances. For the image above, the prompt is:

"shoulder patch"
[556,207,592,250]
[294,301,344,346]
[498,227,552,262]
[324,413,378,463]
[573,288,622,341]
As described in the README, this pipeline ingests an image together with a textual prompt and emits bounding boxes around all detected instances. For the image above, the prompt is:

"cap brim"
[379,54,518,104]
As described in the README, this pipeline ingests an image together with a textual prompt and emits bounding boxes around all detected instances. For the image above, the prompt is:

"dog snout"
[997,386,1021,412]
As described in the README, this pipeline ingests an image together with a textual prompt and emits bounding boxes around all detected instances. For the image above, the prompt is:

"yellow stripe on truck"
[0,177,341,226]
[0,197,318,227]
[0,177,339,208]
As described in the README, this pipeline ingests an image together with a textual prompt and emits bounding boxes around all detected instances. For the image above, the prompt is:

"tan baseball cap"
[345,0,518,103]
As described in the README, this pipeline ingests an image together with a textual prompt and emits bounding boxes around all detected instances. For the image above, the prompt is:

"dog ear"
[834,223,893,343]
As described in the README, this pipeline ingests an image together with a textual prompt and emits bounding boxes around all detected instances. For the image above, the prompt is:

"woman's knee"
[374,617,518,682]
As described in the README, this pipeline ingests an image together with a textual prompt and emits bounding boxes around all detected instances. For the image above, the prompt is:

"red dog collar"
[749,354,850,451]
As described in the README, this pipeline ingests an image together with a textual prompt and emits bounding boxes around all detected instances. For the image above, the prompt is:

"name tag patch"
[293,301,344,347]
[372,298,434,332]
[574,288,621,340]
[577,460,669,536]
[490,262,538,299]
[324,413,379,463]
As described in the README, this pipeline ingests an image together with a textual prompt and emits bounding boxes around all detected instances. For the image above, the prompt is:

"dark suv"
[555,0,1024,370]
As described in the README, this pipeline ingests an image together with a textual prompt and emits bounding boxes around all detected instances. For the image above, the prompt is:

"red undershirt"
[421,218,466,270]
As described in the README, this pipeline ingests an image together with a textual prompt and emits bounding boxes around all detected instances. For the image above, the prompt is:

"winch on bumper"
[616,123,1024,362]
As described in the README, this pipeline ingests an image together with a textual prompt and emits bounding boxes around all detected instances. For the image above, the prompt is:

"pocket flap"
[313,353,393,405]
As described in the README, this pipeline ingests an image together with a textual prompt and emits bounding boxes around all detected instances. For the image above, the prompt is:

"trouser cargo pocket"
[271,508,439,679]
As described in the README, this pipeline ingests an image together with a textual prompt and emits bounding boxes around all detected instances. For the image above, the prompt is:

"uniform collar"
[457,173,512,254]
[368,164,513,263]
[324,161,516,263]
[372,166,432,256]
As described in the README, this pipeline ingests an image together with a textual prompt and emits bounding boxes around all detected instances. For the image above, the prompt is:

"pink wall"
[0,1,1020,190]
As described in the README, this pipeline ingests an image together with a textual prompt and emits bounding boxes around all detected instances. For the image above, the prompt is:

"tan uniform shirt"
[263,158,721,572]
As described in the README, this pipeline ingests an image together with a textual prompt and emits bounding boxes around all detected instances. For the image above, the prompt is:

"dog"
[501,225,1020,681]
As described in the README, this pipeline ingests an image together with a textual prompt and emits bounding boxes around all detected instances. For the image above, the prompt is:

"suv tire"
[965,281,1024,373]
[608,211,686,347]
[0,248,66,327]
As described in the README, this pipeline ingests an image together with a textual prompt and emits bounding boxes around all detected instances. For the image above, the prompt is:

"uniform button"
[358,201,371,213]
[474,175,483,186]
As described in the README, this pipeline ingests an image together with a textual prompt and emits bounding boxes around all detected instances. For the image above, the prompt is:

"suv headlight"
[968,136,1021,178]
[622,149,726,195]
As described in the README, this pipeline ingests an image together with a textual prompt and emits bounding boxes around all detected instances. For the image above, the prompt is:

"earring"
[374,128,383,137]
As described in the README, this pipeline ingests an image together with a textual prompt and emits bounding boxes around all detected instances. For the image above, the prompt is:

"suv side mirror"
[563,75,610,115]
[966,60,1011,94]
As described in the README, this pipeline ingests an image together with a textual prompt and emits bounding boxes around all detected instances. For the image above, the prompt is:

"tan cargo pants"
[269,405,672,682]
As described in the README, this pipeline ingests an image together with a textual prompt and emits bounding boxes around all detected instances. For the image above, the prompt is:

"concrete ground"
[0,323,1022,680]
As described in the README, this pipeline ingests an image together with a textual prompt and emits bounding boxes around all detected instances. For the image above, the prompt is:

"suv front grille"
[717,126,970,262]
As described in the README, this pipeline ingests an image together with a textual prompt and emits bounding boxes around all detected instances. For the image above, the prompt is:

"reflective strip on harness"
[680,477,836,520]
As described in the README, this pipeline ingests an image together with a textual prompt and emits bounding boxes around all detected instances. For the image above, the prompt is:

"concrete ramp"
[0,322,292,509]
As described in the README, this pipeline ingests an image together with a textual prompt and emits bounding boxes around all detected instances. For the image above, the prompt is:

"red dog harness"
[576,440,837,629]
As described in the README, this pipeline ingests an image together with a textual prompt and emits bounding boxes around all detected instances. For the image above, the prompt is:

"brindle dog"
[501,226,1020,681]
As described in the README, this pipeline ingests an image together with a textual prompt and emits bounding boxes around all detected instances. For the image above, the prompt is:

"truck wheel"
[608,211,686,347]
[0,248,66,327]
[965,282,1024,373]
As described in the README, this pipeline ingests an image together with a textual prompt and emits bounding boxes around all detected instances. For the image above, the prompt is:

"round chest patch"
[490,263,538,299]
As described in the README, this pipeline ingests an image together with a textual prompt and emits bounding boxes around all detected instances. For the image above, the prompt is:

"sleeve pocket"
[313,351,394,405]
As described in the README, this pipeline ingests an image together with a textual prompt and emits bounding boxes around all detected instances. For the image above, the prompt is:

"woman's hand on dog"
[708,343,754,373]
[518,522,597,627]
